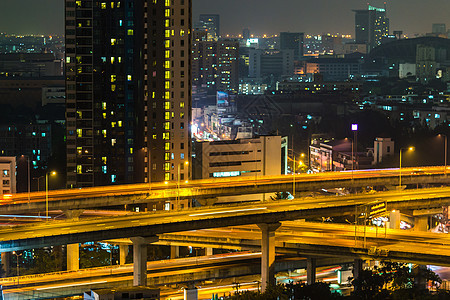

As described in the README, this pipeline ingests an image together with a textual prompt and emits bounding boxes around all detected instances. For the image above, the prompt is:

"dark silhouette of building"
[280,32,304,60]
[353,4,389,51]
[198,14,220,41]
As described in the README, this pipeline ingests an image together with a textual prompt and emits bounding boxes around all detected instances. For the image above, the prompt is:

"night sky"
[0,0,448,36]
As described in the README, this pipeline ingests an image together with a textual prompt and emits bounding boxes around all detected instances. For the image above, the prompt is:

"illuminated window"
[165,173,170,181]
[165,112,170,120]
[102,130,107,137]
[127,29,134,36]
[165,20,170,27]
[102,102,107,110]
[111,57,115,64]
[165,40,170,48]
[103,113,107,119]
[165,71,170,79]
[165,163,170,171]
[111,38,116,45]
[127,75,132,81]
[165,9,170,17]
[165,153,170,160]
[165,0,170,6]
[77,165,82,174]
[163,132,170,140]
[165,143,170,151]
[165,30,171,38]
[152,134,157,140]
[164,122,170,130]
[111,75,116,82]
[118,121,123,127]
[165,50,170,58]
[101,2,107,9]
[110,2,114,8]
[76,129,82,137]
[165,61,170,69]
[180,30,185,36]
[111,84,116,92]
[165,91,170,99]
[180,102,185,108]
[118,57,122,63]
[180,112,185,119]
[165,101,170,110]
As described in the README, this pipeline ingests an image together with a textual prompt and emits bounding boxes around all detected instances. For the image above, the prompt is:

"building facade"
[0,157,16,195]
[65,0,191,187]
[280,32,304,60]
[192,38,239,94]
[198,14,220,41]
[354,5,389,51]
[194,136,288,180]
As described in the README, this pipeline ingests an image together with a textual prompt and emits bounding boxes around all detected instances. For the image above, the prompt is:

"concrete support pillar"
[414,265,428,290]
[205,247,213,256]
[132,237,148,286]
[257,222,281,292]
[184,288,198,300]
[414,216,428,232]
[353,259,363,282]
[67,243,80,271]
[131,236,158,287]
[170,246,179,259]
[1,252,10,277]
[306,257,317,285]
[389,210,401,229]
[119,244,129,265]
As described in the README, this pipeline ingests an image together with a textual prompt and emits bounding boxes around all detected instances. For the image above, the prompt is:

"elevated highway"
[1,187,450,252]
[1,253,345,300]
[1,166,449,215]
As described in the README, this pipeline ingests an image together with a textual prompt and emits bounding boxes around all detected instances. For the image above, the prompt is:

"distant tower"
[279,32,304,60]
[199,14,220,41]
[243,28,250,40]
[353,4,389,51]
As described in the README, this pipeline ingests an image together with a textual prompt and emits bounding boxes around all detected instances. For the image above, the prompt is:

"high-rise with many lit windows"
[353,4,389,51]
[65,0,191,187]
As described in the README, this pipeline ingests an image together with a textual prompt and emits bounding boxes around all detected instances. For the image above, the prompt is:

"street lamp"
[46,171,57,220]
[12,251,22,285]
[399,147,414,188]
[351,124,358,171]
[177,161,189,210]
[438,134,447,175]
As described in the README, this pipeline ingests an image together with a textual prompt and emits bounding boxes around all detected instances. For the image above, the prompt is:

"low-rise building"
[0,156,16,195]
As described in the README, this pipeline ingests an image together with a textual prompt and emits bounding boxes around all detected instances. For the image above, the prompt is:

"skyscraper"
[192,38,239,94]
[65,0,191,187]
[279,32,304,61]
[354,5,389,51]
[198,14,220,41]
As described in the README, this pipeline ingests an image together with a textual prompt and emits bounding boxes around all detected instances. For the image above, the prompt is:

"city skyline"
[0,0,449,36]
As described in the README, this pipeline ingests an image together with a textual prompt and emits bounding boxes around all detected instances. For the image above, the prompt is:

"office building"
[432,23,447,35]
[249,49,294,78]
[194,136,288,179]
[280,32,304,60]
[65,0,191,187]
[198,14,220,41]
[354,5,389,51]
[0,157,16,195]
[192,39,239,94]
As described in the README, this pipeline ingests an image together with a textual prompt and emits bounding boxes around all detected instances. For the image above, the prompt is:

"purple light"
[351,124,358,131]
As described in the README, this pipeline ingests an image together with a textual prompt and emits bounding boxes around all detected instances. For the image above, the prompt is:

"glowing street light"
[46,171,57,220]
[399,147,414,188]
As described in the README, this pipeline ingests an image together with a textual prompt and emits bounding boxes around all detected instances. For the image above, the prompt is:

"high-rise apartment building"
[192,37,239,94]
[279,32,304,60]
[354,5,389,51]
[198,14,220,41]
[65,0,191,187]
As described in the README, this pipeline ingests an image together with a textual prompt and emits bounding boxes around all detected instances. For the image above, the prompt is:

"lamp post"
[438,134,447,175]
[177,161,189,210]
[45,171,57,220]
[399,147,414,188]
[351,124,358,171]
[12,251,22,285]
